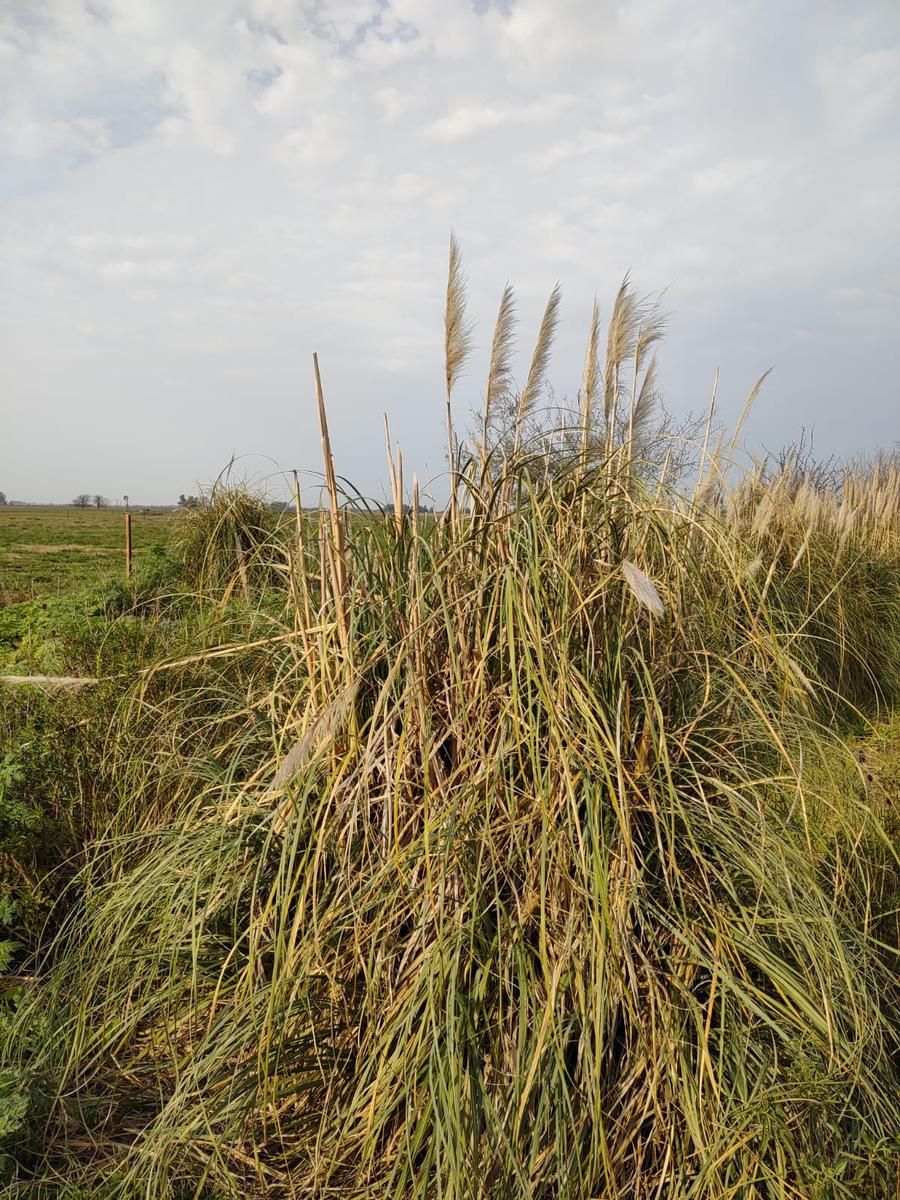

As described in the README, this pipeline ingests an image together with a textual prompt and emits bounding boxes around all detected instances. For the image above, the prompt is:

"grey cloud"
[1,0,898,505]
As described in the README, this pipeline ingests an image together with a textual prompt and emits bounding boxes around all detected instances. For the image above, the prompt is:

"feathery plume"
[482,284,516,462]
[634,309,667,374]
[604,276,639,429]
[692,367,719,505]
[580,298,601,457]
[313,353,348,645]
[627,352,659,456]
[625,302,666,458]
[622,559,665,617]
[752,491,776,539]
[513,283,561,455]
[269,682,360,834]
[729,367,773,452]
[444,234,473,448]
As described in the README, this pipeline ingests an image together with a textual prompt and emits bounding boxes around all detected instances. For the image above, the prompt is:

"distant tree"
[123,494,129,509]
[93,495,108,509]
[0,491,7,505]
[178,494,200,509]
[764,429,843,494]
[73,494,91,508]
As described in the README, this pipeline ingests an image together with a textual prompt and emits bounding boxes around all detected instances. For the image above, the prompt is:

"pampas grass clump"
[3,246,899,1198]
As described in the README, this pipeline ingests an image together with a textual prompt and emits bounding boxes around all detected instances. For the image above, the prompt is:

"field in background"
[0,505,176,605]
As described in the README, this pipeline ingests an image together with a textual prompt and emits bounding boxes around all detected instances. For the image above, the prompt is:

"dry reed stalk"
[694,431,726,511]
[656,445,673,498]
[604,277,638,460]
[482,284,517,469]
[444,234,473,525]
[291,469,305,556]
[233,531,250,604]
[290,470,315,641]
[625,310,665,464]
[0,675,98,690]
[267,681,360,835]
[580,298,601,466]
[395,441,404,529]
[384,415,404,533]
[287,471,318,701]
[626,340,641,464]
[512,284,561,459]
[692,368,719,507]
[411,474,420,537]
[313,353,348,651]
[729,368,772,453]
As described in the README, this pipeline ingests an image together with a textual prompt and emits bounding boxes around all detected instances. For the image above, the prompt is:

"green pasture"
[0,506,176,605]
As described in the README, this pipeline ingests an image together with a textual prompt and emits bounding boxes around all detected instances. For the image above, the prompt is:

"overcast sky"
[2,0,898,505]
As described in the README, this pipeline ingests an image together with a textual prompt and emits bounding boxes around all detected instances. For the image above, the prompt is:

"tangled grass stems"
[2,253,899,1196]
[4,453,898,1198]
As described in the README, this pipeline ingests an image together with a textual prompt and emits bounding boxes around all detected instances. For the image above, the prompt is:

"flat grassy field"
[0,505,176,604]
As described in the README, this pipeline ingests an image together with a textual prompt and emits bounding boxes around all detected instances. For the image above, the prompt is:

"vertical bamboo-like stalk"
[291,469,314,630]
[394,443,403,532]
[384,415,397,526]
[606,362,619,465]
[313,353,348,652]
[124,512,132,580]
[290,469,318,691]
[292,469,305,559]
[384,415,404,533]
[318,516,327,616]
[294,468,314,624]
[411,473,420,545]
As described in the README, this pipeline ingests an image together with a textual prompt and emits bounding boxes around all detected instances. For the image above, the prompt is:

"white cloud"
[1,0,899,504]
[691,158,764,195]
[523,127,643,170]
[427,94,573,140]
[3,111,110,160]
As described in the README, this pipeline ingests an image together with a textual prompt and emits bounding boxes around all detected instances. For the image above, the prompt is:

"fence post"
[125,512,133,579]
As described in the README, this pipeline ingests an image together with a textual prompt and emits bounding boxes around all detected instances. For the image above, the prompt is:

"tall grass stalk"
[3,266,899,1199]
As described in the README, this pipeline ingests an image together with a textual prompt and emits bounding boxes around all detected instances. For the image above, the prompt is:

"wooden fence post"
[125,512,133,579]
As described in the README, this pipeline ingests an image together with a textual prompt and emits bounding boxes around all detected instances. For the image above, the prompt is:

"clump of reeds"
[3,245,899,1199]
[171,476,288,598]
[726,451,900,712]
